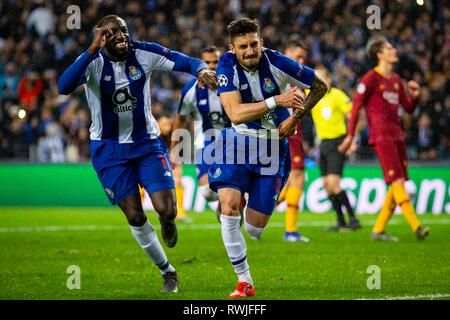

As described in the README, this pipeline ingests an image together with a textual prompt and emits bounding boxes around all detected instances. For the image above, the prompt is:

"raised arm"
[135,41,217,89]
[58,26,110,95]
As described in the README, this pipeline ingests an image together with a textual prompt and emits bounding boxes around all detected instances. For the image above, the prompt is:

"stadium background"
[0,0,449,301]
[0,0,449,163]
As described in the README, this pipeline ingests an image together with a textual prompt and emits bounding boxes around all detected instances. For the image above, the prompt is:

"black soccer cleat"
[162,271,179,293]
[348,217,362,230]
[159,218,178,248]
[326,224,352,232]
[415,226,430,240]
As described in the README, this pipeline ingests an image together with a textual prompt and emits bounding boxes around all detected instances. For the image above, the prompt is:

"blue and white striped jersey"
[58,40,207,143]
[216,49,315,138]
[178,78,229,150]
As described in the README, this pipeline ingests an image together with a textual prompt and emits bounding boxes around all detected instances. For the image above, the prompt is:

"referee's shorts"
[319,135,346,176]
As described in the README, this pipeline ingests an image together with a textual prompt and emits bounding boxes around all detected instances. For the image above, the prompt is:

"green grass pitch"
[0,207,449,300]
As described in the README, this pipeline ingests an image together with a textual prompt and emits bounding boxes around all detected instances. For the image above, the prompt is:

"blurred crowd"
[0,0,449,163]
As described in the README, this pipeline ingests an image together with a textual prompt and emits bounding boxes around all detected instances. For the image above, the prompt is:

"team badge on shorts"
[104,188,114,200]
[128,66,142,80]
[263,78,276,93]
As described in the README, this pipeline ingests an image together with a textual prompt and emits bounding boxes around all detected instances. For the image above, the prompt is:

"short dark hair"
[200,45,220,55]
[367,37,388,63]
[96,15,121,28]
[286,39,308,52]
[227,18,260,42]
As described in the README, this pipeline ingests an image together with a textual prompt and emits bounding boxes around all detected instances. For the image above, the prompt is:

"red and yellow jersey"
[348,67,416,144]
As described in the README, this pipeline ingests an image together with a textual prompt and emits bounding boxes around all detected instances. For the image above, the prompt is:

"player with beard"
[210,18,327,297]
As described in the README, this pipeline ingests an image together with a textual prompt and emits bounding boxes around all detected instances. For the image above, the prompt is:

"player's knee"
[154,200,177,221]
[219,200,239,216]
[127,211,147,227]
[199,185,218,202]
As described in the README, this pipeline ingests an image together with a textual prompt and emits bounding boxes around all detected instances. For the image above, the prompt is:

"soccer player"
[209,18,327,297]
[311,66,361,231]
[171,46,230,214]
[57,15,217,292]
[276,40,310,242]
[339,37,430,241]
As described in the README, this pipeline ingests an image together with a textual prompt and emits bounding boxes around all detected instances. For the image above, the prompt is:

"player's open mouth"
[116,42,128,49]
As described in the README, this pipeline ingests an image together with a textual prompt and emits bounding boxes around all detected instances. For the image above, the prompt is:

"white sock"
[220,214,253,284]
[130,219,175,274]
[198,184,219,202]
[244,221,265,240]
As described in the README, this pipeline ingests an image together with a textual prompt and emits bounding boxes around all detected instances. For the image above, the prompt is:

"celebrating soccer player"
[311,66,361,231]
[339,37,429,241]
[209,18,327,297]
[57,15,217,293]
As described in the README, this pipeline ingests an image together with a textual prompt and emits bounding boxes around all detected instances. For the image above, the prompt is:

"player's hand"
[275,86,304,110]
[278,115,298,139]
[407,80,420,100]
[88,26,113,54]
[337,135,354,154]
[345,140,357,156]
[198,69,218,90]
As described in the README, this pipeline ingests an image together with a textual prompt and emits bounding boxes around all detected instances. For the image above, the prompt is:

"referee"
[311,66,361,231]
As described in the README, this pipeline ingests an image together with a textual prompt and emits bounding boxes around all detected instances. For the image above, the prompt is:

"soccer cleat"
[415,226,430,240]
[228,281,255,298]
[371,232,399,242]
[162,271,179,293]
[284,231,310,243]
[348,218,362,230]
[159,217,178,248]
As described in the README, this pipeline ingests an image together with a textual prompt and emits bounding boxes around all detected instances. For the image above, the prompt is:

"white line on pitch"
[355,293,450,300]
[0,218,449,233]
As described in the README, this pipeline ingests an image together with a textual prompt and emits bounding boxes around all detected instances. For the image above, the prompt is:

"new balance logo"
[240,84,248,90]
[164,171,172,177]
[104,75,111,81]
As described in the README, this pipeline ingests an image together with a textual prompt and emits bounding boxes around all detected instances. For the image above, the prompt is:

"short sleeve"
[265,50,315,88]
[216,53,239,95]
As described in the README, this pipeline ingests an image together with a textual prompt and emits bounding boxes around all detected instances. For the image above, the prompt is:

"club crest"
[128,66,142,81]
[263,78,276,93]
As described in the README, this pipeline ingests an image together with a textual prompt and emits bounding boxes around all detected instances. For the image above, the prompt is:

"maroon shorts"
[374,140,409,184]
[288,122,305,170]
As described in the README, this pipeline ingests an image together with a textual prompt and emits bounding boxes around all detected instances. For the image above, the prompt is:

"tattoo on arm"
[293,75,328,120]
